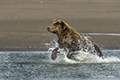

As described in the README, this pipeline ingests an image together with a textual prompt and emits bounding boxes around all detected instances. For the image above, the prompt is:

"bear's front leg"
[51,48,59,60]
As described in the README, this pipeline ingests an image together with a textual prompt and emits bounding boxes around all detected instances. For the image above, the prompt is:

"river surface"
[0,50,120,80]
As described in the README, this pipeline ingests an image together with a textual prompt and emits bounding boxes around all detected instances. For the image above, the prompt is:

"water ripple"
[0,50,120,80]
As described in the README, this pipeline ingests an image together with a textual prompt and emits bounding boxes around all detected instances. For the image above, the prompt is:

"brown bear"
[47,19,103,60]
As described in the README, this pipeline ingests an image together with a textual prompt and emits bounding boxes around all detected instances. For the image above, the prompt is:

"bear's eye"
[54,24,56,26]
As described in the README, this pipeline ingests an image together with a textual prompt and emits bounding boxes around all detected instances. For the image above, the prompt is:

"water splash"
[47,39,120,64]
[64,50,120,63]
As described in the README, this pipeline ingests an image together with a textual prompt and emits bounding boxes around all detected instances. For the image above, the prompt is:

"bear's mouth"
[52,31,57,34]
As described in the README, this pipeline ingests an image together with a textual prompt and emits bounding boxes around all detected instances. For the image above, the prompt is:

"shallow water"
[0,50,120,80]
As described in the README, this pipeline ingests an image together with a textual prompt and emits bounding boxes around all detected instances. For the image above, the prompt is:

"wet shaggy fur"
[47,19,103,60]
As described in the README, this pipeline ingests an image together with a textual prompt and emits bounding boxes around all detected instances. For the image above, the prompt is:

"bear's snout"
[47,27,50,31]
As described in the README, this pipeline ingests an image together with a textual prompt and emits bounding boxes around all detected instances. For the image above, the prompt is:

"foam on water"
[79,33,120,36]
[47,39,120,64]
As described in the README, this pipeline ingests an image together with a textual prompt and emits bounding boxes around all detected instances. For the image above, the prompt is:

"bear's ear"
[59,20,65,30]
[53,19,57,22]
[59,20,64,26]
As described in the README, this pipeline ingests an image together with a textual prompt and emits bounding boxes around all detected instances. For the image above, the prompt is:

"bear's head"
[47,19,66,34]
